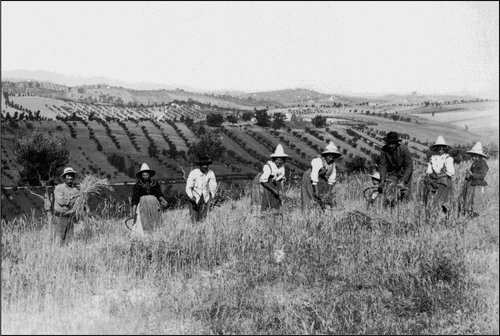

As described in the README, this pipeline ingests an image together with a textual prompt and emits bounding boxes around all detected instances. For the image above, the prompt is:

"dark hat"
[136,163,156,178]
[196,156,213,165]
[383,131,402,143]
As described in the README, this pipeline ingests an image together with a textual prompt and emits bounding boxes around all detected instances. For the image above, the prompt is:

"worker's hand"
[377,182,385,194]
[160,199,168,207]
[190,196,197,203]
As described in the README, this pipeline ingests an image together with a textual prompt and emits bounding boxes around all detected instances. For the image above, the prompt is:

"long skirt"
[301,168,331,211]
[461,182,486,215]
[189,196,209,223]
[250,173,281,215]
[135,195,162,232]
[424,176,454,213]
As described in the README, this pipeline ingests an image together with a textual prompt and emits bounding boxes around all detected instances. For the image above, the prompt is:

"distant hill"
[2,69,196,91]
[1,70,490,108]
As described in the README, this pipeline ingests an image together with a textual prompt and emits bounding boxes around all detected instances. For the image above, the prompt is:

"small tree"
[226,114,239,124]
[241,111,254,121]
[13,130,71,225]
[255,109,271,127]
[206,113,224,127]
[271,112,286,130]
[311,115,327,128]
[188,130,226,162]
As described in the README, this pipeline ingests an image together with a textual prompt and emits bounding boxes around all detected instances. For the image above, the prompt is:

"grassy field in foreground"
[1,160,499,335]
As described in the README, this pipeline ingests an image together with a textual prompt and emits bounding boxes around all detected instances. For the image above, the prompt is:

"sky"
[2,1,499,98]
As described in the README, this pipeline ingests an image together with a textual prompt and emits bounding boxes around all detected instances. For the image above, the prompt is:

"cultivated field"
[1,160,498,334]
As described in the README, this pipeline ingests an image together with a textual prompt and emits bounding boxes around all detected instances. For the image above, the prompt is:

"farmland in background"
[1,80,498,222]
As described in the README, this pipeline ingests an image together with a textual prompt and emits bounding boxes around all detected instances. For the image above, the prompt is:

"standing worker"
[131,163,168,233]
[186,156,217,223]
[423,136,455,215]
[378,131,414,207]
[53,167,80,245]
[250,144,289,217]
[461,142,489,217]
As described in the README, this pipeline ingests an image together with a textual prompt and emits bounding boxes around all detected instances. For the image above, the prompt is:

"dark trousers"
[189,197,209,223]
[53,214,76,245]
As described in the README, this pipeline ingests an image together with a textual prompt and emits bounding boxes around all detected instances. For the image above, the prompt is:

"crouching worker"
[365,171,382,208]
[53,167,80,245]
[131,163,168,234]
[186,156,217,223]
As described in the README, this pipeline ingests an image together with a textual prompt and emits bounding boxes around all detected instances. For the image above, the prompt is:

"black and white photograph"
[1,1,498,334]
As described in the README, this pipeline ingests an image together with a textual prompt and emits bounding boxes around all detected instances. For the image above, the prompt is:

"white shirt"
[259,161,286,183]
[427,154,455,176]
[310,157,337,185]
[185,168,217,202]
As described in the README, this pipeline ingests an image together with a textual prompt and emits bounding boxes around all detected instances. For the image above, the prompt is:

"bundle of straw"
[71,175,113,219]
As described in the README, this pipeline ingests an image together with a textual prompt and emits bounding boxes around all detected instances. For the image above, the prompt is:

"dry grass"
[1,160,498,335]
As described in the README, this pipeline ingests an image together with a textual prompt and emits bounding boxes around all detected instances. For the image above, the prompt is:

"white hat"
[60,167,78,179]
[466,142,487,157]
[430,135,450,150]
[321,141,342,157]
[136,163,156,178]
[370,172,380,180]
[270,144,289,158]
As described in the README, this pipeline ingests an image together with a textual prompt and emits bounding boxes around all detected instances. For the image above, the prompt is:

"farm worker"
[131,163,168,234]
[301,141,342,211]
[378,131,413,206]
[366,171,382,207]
[53,167,80,245]
[423,136,455,215]
[250,144,289,217]
[185,156,217,223]
[460,142,489,217]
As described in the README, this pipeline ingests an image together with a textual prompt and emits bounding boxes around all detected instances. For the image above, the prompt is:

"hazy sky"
[2,1,499,98]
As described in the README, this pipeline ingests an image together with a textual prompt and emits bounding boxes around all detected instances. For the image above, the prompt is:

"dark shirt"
[131,179,164,206]
[379,143,413,184]
[467,158,489,186]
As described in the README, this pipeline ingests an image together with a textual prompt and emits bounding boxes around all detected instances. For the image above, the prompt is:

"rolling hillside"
[1,81,498,221]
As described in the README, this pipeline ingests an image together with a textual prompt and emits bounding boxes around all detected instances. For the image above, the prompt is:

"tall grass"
[1,160,498,334]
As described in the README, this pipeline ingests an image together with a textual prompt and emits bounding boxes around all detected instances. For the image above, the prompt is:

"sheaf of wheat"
[72,175,114,219]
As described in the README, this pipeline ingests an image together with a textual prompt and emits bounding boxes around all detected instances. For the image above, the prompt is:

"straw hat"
[370,172,381,181]
[466,142,487,157]
[195,156,213,165]
[321,141,342,157]
[270,144,289,158]
[430,135,450,151]
[136,163,156,178]
[383,131,402,144]
[60,167,78,179]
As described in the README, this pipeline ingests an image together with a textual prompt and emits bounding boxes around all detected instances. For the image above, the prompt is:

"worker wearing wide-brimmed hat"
[185,155,217,223]
[301,141,342,211]
[131,163,168,234]
[251,144,290,216]
[461,142,489,217]
[378,131,413,207]
[366,171,382,207]
[53,167,80,245]
[423,135,455,215]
